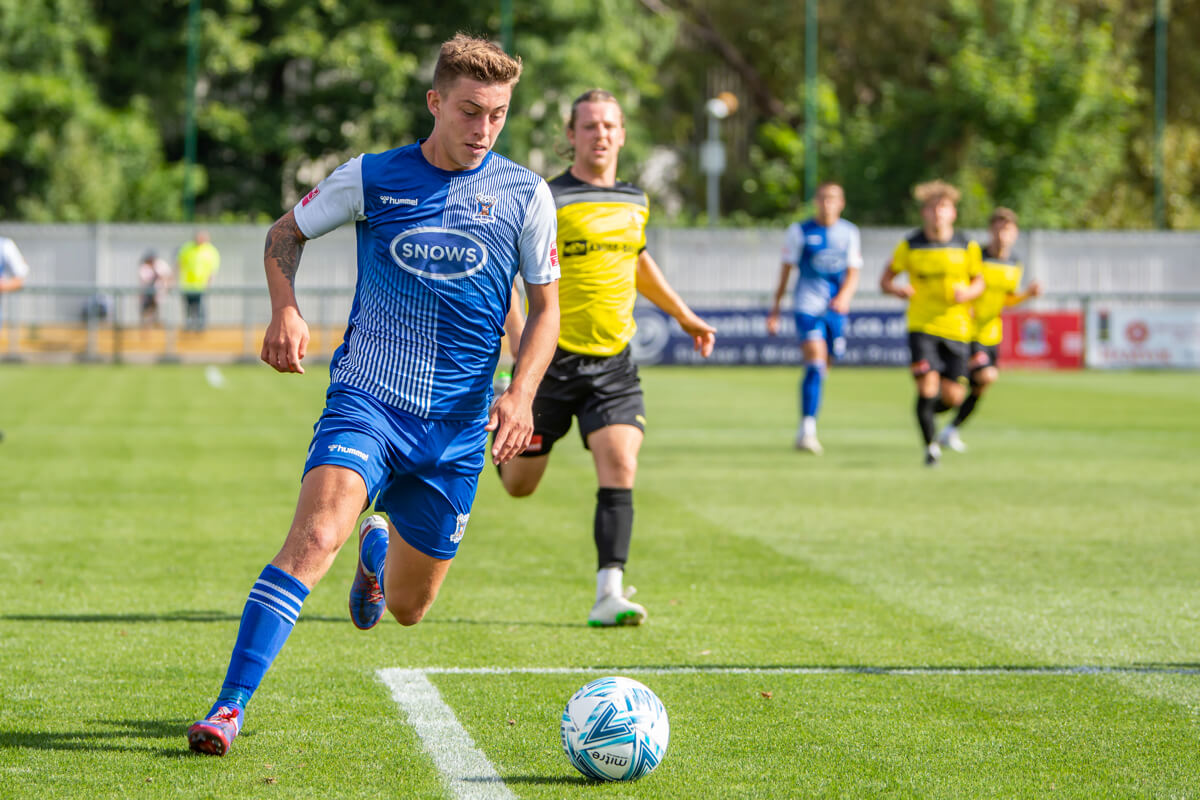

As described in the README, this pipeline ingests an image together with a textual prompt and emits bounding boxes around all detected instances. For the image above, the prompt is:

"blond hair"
[912,180,960,207]
[433,33,522,94]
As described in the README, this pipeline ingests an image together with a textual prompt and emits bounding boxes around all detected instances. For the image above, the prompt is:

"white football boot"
[588,586,647,627]
[937,426,967,453]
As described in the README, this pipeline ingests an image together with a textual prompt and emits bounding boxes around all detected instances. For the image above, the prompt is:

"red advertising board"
[998,311,1083,369]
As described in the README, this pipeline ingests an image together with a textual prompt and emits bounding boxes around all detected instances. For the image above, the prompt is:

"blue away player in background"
[767,181,862,454]
[186,33,561,756]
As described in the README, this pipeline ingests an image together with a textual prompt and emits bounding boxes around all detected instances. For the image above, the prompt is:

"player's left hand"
[1028,281,1043,297]
[830,295,850,314]
[486,387,534,465]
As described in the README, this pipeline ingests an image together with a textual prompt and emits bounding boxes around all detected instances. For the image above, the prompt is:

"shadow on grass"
[0,611,343,624]
[0,611,580,628]
[476,775,588,786]
[0,718,199,753]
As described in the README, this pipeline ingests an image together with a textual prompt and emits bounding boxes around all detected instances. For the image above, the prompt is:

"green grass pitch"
[0,363,1197,798]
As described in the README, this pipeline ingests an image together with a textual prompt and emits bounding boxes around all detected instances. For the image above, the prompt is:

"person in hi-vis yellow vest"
[177,230,220,331]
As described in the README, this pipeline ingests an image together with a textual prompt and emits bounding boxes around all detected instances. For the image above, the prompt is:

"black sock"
[594,487,633,569]
[916,396,938,445]
[934,398,953,414]
[952,391,981,427]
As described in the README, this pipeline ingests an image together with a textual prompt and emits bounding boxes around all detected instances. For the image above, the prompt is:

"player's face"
[426,77,514,171]
[567,100,626,175]
[991,219,1019,249]
[921,197,957,237]
[813,186,845,226]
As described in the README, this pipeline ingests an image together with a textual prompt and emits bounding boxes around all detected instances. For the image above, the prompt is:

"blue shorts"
[303,385,487,560]
[795,311,847,360]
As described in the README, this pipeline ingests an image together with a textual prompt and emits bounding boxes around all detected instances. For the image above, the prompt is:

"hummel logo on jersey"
[806,234,824,245]
[380,195,419,206]
[328,443,369,462]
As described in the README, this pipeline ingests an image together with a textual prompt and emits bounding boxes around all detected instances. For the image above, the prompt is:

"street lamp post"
[701,92,738,228]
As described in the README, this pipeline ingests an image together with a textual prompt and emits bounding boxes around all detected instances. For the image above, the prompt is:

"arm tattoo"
[265,217,306,287]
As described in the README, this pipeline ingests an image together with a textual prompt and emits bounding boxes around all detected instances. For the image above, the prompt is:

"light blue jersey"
[294,142,559,420]
[780,218,863,317]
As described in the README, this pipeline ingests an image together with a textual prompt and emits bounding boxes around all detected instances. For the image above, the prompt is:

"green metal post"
[1154,0,1167,229]
[183,0,200,222]
[497,0,514,154]
[804,0,818,202]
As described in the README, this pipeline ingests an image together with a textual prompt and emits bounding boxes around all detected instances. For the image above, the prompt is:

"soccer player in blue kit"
[186,34,561,756]
[766,181,862,454]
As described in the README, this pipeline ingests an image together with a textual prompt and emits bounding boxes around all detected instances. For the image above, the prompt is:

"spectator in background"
[0,235,28,298]
[138,250,172,328]
[176,230,220,331]
[1,234,30,442]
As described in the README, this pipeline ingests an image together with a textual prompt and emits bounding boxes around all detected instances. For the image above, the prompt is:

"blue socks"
[362,526,389,587]
[801,361,827,418]
[213,564,310,714]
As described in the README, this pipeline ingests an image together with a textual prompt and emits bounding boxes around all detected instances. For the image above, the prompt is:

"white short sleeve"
[781,222,803,266]
[845,222,864,269]
[0,238,29,279]
[293,156,366,239]
[517,180,560,285]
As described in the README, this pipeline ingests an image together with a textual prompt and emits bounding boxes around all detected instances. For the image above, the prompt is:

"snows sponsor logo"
[389,227,489,280]
[301,187,320,206]
[328,443,370,462]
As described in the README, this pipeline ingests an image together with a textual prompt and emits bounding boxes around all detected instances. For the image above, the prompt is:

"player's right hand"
[261,305,309,374]
[765,310,780,336]
[486,387,533,465]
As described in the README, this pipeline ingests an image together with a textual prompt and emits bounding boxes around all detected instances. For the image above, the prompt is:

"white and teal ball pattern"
[560,676,670,781]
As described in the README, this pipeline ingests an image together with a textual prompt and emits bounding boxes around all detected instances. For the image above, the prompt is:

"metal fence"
[1,222,1197,364]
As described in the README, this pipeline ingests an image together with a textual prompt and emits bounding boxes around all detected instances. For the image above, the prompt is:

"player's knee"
[602,453,638,484]
[499,466,541,497]
[292,519,343,560]
[387,595,431,627]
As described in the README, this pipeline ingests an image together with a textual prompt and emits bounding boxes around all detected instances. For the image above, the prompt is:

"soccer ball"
[560,676,670,782]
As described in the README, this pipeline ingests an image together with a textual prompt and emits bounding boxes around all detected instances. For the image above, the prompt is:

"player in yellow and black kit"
[936,207,1041,453]
[498,89,715,626]
[880,180,984,466]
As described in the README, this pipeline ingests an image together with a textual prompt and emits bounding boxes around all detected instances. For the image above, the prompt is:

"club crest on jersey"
[474,193,498,222]
[389,227,489,280]
[450,513,470,543]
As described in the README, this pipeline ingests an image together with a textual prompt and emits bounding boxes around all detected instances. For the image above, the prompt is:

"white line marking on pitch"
[379,668,517,800]
[380,663,1199,799]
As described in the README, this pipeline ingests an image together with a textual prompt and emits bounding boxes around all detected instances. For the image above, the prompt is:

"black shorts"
[520,346,645,457]
[969,342,999,373]
[908,332,970,380]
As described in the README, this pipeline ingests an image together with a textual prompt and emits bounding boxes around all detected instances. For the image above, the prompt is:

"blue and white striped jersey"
[294,142,558,420]
[781,218,863,316]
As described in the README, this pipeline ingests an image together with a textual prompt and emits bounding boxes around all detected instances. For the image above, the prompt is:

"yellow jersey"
[889,231,981,342]
[549,172,649,356]
[177,240,220,292]
[971,250,1024,346]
